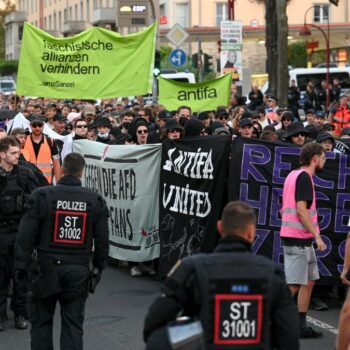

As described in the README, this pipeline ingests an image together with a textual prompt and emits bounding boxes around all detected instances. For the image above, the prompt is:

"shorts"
[283,245,319,285]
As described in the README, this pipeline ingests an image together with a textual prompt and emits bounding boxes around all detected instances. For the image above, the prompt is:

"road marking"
[307,316,338,335]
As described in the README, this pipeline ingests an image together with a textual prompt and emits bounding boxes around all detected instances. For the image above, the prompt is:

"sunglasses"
[137,129,148,134]
[218,116,229,120]
[168,129,180,133]
[293,133,307,137]
[31,123,43,128]
[76,125,87,129]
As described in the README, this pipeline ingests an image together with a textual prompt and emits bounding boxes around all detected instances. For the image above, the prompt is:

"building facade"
[5,0,350,79]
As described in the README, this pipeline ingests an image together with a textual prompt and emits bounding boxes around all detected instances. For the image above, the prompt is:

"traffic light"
[154,50,161,70]
[192,53,198,69]
[217,40,222,53]
[203,54,214,74]
[329,0,339,5]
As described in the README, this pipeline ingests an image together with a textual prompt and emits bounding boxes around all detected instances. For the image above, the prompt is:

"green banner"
[158,73,231,112]
[17,22,156,99]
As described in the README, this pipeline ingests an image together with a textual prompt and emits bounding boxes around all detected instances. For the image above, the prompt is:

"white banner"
[73,140,161,262]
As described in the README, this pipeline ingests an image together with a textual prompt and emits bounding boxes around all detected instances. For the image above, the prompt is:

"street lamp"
[299,5,330,109]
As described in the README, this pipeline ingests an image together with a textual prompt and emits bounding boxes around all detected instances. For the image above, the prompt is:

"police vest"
[189,253,270,349]
[280,169,319,240]
[332,104,350,136]
[36,186,95,263]
[0,167,29,224]
[23,135,53,183]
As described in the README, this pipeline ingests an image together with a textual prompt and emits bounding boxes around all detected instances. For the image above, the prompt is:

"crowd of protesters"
[0,84,349,337]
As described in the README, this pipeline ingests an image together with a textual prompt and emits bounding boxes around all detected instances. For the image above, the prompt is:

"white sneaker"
[130,266,142,277]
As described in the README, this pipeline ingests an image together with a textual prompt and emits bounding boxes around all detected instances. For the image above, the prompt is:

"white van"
[0,76,16,95]
[289,67,350,93]
[160,72,196,84]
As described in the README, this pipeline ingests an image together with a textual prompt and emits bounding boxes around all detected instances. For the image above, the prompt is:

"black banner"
[229,137,350,281]
[159,136,231,276]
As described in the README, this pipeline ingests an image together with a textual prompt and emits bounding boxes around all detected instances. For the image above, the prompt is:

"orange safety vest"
[23,135,53,183]
[332,104,350,136]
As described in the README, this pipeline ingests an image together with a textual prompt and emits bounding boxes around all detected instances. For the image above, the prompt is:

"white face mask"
[98,132,109,139]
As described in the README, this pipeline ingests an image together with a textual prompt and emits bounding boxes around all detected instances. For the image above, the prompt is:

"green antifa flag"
[158,73,231,112]
[17,22,156,99]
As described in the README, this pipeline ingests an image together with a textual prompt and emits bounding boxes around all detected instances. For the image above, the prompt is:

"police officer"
[14,152,109,350]
[0,136,39,331]
[144,201,299,350]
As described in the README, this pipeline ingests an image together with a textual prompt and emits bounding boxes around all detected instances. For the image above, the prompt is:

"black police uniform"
[14,175,109,350]
[0,164,39,324]
[144,236,300,350]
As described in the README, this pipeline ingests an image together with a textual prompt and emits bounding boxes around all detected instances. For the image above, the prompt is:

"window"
[216,3,228,26]
[86,0,90,21]
[69,7,72,20]
[53,12,57,30]
[75,5,78,20]
[160,4,165,16]
[93,0,97,10]
[59,11,62,30]
[314,4,329,23]
[80,2,84,20]
[64,8,67,21]
[175,3,189,28]
[49,15,52,30]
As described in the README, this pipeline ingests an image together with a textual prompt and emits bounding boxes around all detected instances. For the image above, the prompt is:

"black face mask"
[122,122,130,130]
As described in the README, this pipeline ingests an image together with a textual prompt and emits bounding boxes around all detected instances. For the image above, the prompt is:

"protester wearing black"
[95,116,112,144]
[14,153,109,350]
[144,201,299,350]
[0,136,39,331]
[288,80,301,120]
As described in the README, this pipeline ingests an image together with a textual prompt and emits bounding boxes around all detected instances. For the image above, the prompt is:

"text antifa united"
[163,147,214,218]
[40,39,113,75]
[84,164,136,240]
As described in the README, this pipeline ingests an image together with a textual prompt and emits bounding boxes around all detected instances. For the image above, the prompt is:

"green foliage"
[0,1,16,60]
[288,41,307,68]
[0,60,18,75]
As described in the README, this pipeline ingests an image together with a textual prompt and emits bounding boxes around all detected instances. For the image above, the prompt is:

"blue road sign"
[169,49,187,67]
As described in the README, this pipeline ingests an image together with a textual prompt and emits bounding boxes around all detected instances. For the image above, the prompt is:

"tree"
[277,0,289,106]
[0,1,16,60]
[288,42,307,68]
[265,0,278,98]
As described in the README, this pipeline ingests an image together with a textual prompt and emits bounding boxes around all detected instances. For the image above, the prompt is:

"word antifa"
[163,147,214,179]
[177,86,217,101]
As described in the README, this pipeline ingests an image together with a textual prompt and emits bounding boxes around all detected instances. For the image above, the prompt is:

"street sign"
[166,24,189,47]
[169,49,187,67]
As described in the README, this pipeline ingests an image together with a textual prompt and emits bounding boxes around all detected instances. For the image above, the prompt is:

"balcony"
[46,30,61,38]
[92,7,116,25]
[5,11,26,25]
[62,21,87,35]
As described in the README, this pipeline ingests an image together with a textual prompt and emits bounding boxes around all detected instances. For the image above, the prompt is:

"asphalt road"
[0,262,342,350]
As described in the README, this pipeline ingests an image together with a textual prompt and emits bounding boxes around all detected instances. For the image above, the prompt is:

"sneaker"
[130,265,142,277]
[312,298,328,311]
[14,315,28,330]
[300,326,323,338]
[140,264,157,276]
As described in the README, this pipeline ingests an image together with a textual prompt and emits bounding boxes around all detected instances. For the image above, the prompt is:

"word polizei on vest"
[54,200,88,244]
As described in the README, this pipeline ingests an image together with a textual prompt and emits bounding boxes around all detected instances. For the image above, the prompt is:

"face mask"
[98,132,109,139]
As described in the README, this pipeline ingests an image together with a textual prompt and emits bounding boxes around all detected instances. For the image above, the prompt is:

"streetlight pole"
[228,0,234,20]
[300,6,330,109]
